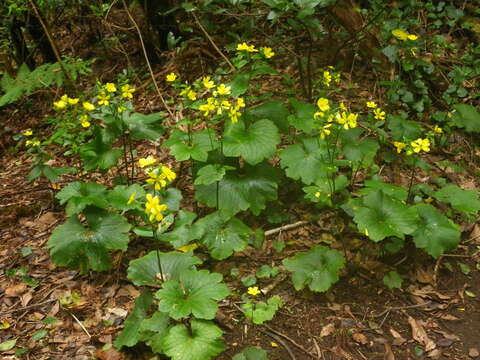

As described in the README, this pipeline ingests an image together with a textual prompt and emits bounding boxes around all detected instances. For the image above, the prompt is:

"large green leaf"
[123,111,165,140]
[412,204,461,258]
[79,128,122,171]
[164,129,219,162]
[193,211,252,260]
[287,98,316,133]
[194,164,232,186]
[47,208,131,273]
[280,136,333,185]
[242,295,283,324]
[388,114,423,140]
[27,165,76,183]
[56,182,108,216]
[158,210,198,248]
[340,128,379,167]
[107,184,145,211]
[359,180,408,201]
[223,119,280,165]
[141,311,171,353]
[245,100,289,133]
[127,251,202,286]
[162,320,225,360]
[353,190,419,242]
[233,347,268,360]
[156,269,229,320]
[195,163,279,216]
[114,290,153,349]
[283,245,345,292]
[434,184,480,215]
[451,104,480,133]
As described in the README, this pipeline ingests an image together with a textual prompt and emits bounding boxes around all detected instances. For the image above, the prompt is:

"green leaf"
[451,104,480,133]
[230,73,250,97]
[340,128,379,167]
[140,311,170,353]
[156,269,229,320]
[242,296,283,324]
[194,165,231,186]
[123,112,165,140]
[383,271,403,289]
[288,98,316,133]
[107,184,145,211]
[164,129,218,162]
[245,100,289,133]
[388,114,424,140]
[127,251,201,286]
[223,119,280,165]
[195,163,279,216]
[233,347,268,360]
[412,204,461,258]
[56,182,108,216]
[163,188,183,212]
[283,245,345,292]
[193,211,252,260]
[158,211,198,248]
[162,320,225,360]
[256,265,279,278]
[360,180,408,201]
[459,263,471,275]
[280,136,333,185]
[31,329,48,341]
[79,128,122,171]
[0,339,16,351]
[47,208,131,273]
[27,165,76,183]
[114,290,153,349]
[353,190,419,242]
[434,184,480,215]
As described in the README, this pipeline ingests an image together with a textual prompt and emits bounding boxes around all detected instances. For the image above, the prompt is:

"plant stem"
[406,158,417,203]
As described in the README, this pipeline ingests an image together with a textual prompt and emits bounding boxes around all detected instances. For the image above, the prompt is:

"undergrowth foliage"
[15,29,480,360]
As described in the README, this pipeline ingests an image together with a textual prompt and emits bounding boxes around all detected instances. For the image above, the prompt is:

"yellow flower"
[247,286,261,296]
[166,72,177,82]
[366,101,377,109]
[323,71,332,87]
[262,47,275,58]
[22,130,33,136]
[271,342,279,348]
[319,124,332,139]
[216,83,231,96]
[433,125,443,134]
[105,83,117,93]
[364,228,369,236]
[187,90,197,101]
[97,92,110,106]
[407,34,418,40]
[177,243,199,253]
[411,138,430,153]
[316,98,330,112]
[392,29,409,41]
[118,106,126,113]
[315,191,321,198]
[339,102,347,111]
[373,108,386,120]
[202,76,215,89]
[314,111,324,119]
[81,119,91,128]
[121,84,135,98]
[199,97,216,116]
[393,141,406,153]
[26,139,40,147]
[68,97,79,105]
[336,112,358,129]
[161,165,177,182]
[146,169,167,190]
[83,102,95,111]
[236,42,257,52]
[127,192,136,205]
[144,194,168,222]
[53,98,67,110]
[236,98,245,108]
[138,155,157,168]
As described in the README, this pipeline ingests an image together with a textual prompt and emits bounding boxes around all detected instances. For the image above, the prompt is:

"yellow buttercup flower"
[81,119,91,128]
[26,139,40,147]
[407,34,418,40]
[83,102,95,111]
[68,97,79,105]
[247,286,261,296]
[161,165,176,182]
[187,90,197,101]
[138,155,157,168]
[411,138,430,153]
[118,106,126,113]
[315,191,321,198]
[146,169,167,190]
[316,98,330,112]
[22,130,33,136]
[433,125,443,134]
[393,141,406,153]
[216,83,231,96]
[97,92,110,106]
[323,71,332,87]
[373,108,386,120]
[121,84,135,99]
[236,98,245,108]
[262,47,275,58]
[236,42,258,52]
[202,76,215,89]
[319,124,332,139]
[144,194,168,222]
[105,83,117,93]
[392,29,409,41]
[366,101,377,109]
[127,192,136,205]
[339,102,347,111]
[166,72,177,82]
[53,98,67,110]
[336,112,358,129]
[177,243,199,253]
[199,97,216,116]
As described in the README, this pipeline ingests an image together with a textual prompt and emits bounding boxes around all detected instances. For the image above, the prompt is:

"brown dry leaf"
[384,343,395,360]
[36,212,57,231]
[21,291,33,307]
[469,348,479,358]
[5,283,27,297]
[94,347,124,360]
[427,349,443,359]
[352,332,368,345]
[389,328,406,346]
[469,224,480,244]
[408,316,436,352]
[416,267,434,284]
[320,323,336,338]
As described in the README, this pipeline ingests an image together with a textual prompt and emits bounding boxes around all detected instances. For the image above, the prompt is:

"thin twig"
[373,301,431,318]
[263,324,319,358]
[192,12,235,72]
[121,0,174,119]
[69,311,92,339]
[265,221,308,237]
[258,328,297,360]
[0,299,56,315]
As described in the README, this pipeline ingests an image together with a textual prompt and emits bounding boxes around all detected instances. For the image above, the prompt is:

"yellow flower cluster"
[22,130,33,136]
[53,94,79,110]
[146,165,177,190]
[322,67,341,87]
[236,42,258,53]
[26,139,40,147]
[144,194,168,222]
[247,286,261,296]
[391,29,419,41]
[313,97,359,138]
[365,101,386,120]
[393,138,431,155]
[138,155,157,168]
[197,83,245,124]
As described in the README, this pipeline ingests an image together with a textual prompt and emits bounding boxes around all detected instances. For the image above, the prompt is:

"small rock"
[469,348,479,358]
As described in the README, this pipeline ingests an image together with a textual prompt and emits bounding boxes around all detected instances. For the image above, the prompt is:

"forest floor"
[1,15,480,359]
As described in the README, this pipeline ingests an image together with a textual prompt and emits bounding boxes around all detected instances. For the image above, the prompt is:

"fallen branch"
[265,221,308,237]
[0,299,56,315]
